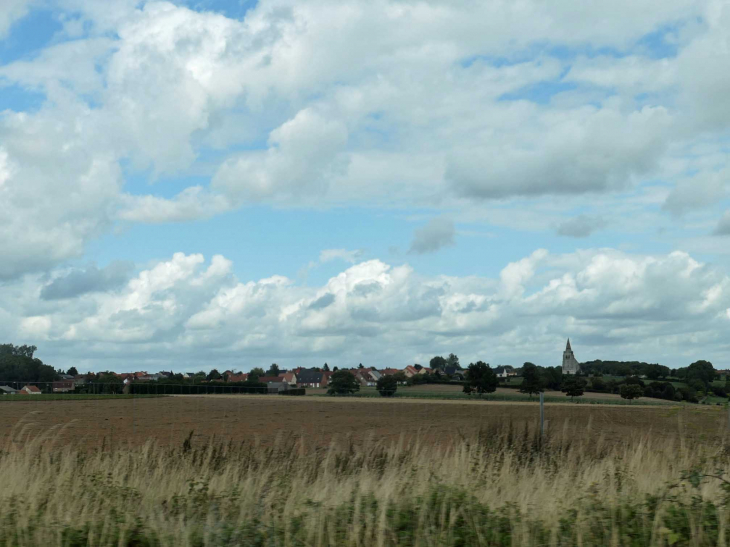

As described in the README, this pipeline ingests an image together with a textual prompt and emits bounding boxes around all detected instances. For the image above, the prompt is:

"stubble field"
[1,394,726,450]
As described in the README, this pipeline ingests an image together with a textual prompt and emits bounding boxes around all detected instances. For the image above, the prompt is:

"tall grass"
[1,419,730,546]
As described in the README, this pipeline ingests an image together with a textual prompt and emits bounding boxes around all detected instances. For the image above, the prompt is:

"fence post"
[539,392,545,438]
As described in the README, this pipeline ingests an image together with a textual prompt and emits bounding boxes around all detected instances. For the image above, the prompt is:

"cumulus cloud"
[40,262,134,300]
[556,215,608,238]
[2,248,726,371]
[409,218,456,254]
[2,0,730,281]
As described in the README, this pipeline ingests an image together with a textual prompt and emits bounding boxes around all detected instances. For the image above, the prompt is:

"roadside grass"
[2,422,730,546]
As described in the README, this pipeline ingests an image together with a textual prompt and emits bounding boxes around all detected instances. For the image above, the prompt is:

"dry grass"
[2,414,730,546]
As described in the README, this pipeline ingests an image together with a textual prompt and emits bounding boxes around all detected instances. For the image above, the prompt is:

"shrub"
[376,375,398,397]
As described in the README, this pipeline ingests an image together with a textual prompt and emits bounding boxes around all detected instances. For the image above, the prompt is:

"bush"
[376,375,398,397]
[327,370,360,395]
[619,384,643,402]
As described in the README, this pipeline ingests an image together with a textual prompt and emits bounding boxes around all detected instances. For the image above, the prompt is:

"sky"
[1,0,730,373]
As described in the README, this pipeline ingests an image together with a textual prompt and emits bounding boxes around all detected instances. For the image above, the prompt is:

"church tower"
[562,338,580,375]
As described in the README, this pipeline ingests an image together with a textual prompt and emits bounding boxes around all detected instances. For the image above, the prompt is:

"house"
[0,386,17,395]
[494,365,516,378]
[380,368,401,376]
[404,365,420,377]
[53,380,75,393]
[417,367,434,375]
[279,371,298,385]
[20,385,42,395]
[353,371,376,387]
[321,371,334,387]
[228,372,249,382]
[73,375,88,386]
[297,369,324,388]
[59,374,75,381]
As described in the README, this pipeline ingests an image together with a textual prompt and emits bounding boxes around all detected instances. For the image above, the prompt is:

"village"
[0,364,519,395]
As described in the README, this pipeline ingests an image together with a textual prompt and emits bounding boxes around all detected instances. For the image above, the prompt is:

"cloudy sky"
[1,0,730,372]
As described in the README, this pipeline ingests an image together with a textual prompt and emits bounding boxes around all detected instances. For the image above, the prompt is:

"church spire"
[566,338,572,351]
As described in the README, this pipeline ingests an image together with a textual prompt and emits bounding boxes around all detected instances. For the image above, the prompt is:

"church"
[562,339,581,375]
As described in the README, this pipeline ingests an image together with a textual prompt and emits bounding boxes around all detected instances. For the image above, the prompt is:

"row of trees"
[0,344,58,383]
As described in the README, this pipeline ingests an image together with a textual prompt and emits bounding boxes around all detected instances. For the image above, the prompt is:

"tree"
[687,360,715,394]
[67,366,78,377]
[519,362,544,398]
[430,356,447,371]
[392,371,407,384]
[562,376,586,401]
[323,363,330,372]
[207,369,222,381]
[462,384,473,396]
[447,353,460,369]
[466,361,498,396]
[590,377,606,392]
[267,363,280,376]
[377,375,398,397]
[327,370,360,395]
[620,384,643,402]
[96,372,123,394]
[333,366,339,372]
[249,367,265,382]
[358,363,364,369]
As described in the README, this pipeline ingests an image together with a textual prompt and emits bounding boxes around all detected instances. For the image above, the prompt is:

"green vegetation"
[2,424,730,546]
[327,370,360,395]
[463,361,498,396]
[376,374,398,397]
[0,343,57,383]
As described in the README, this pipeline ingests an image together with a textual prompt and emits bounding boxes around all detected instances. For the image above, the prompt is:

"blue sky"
[1,0,730,372]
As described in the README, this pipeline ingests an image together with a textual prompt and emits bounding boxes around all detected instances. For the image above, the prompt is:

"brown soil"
[0,395,725,450]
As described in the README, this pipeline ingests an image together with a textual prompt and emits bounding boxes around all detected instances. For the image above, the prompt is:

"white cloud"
[1,0,730,282]
[320,249,364,264]
[2,248,728,371]
[0,0,34,38]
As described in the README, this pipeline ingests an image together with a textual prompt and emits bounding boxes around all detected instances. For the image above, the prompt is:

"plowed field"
[1,395,725,450]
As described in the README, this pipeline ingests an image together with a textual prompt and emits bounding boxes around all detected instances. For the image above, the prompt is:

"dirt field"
[1,394,726,450]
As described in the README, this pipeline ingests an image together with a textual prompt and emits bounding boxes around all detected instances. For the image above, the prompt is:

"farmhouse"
[0,385,17,395]
[20,385,42,395]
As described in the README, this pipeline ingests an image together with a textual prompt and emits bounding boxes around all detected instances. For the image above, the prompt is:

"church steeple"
[566,338,572,351]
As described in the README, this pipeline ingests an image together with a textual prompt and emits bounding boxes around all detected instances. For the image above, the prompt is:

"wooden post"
[540,392,545,438]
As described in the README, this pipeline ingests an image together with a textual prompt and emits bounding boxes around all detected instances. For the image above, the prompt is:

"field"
[3,395,730,546]
[1,393,726,451]
[307,383,679,404]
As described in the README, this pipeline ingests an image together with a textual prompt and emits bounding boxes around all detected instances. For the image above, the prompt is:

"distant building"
[562,339,581,375]
[0,386,18,395]
[53,380,75,393]
[494,365,516,378]
[20,385,42,395]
